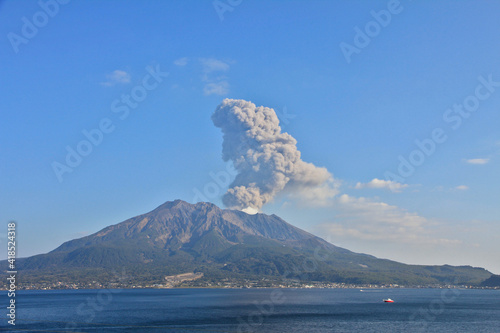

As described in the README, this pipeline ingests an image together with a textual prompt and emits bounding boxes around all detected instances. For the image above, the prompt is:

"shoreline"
[4,285,499,292]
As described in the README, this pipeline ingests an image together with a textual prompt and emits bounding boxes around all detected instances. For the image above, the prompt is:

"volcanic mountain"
[7,200,493,286]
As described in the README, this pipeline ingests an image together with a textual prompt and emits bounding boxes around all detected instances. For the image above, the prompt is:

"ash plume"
[212,99,335,212]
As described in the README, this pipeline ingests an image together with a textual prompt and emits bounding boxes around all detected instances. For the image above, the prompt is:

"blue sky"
[1,0,499,273]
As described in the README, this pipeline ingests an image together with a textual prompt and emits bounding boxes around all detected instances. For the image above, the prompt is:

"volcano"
[5,200,492,287]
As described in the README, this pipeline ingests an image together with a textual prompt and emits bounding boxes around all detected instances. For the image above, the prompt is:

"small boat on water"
[383,298,394,303]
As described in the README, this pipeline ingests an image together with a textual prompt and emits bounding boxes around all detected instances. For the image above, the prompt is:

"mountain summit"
[53,199,335,255]
[7,200,492,286]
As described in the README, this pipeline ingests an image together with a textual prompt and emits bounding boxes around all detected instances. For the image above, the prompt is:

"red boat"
[383,298,394,303]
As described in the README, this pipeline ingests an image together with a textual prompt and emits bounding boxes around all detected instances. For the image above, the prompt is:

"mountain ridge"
[52,199,336,254]
[2,200,493,287]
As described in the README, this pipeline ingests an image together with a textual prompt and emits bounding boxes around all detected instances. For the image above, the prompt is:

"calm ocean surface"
[1,288,499,332]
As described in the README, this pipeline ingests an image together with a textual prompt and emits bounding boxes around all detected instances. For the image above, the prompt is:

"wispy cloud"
[465,158,490,165]
[203,82,229,96]
[433,185,469,192]
[200,58,230,74]
[200,58,230,96]
[283,175,456,247]
[354,178,408,192]
[100,70,131,87]
[288,178,340,207]
[174,57,188,66]
[317,194,461,246]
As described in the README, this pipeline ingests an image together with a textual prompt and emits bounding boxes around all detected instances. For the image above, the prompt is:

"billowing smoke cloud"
[212,99,335,212]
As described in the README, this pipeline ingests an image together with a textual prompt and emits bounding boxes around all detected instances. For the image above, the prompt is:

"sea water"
[1,288,499,332]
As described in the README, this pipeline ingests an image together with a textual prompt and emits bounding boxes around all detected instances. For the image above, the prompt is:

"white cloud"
[354,178,408,192]
[465,158,489,165]
[203,82,229,96]
[317,194,461,246]
[431,185,444,192]
[433,185,469,192]
[101,70,131,86]
[200,58,230,96]
[289,178,340,207]
[336,194,425,228]
[200,58,230,74]
[174,57,188,66]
